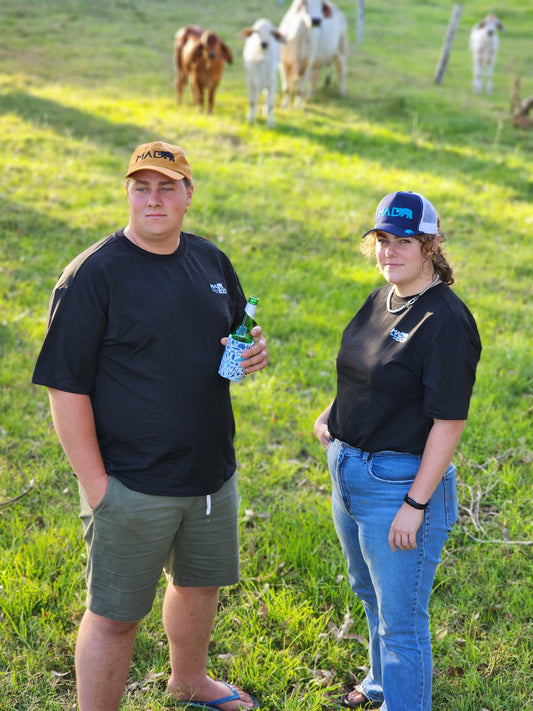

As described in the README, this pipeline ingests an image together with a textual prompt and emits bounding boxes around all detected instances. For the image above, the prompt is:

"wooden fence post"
[434,4,463,84]
[357,0,365,44]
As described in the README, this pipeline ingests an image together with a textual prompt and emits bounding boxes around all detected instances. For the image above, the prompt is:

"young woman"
[314,191,481,711]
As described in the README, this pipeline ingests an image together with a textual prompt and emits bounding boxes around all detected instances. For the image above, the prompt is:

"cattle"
[469,14,505,94]
[174,26,233,113]
[241,18,286,125]
[278,0,348,108]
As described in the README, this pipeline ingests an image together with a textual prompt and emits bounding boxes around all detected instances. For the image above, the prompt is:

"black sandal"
[337,686,381,709]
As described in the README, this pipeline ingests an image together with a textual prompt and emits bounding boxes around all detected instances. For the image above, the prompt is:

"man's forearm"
[48,388,109,508]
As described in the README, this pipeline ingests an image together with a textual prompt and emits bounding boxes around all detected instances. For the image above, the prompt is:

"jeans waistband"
[334,438,422,461]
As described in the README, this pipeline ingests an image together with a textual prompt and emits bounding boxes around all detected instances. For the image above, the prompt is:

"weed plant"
[0,0,531,709]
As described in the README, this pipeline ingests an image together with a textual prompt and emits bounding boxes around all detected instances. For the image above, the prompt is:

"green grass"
[1,0,532,709]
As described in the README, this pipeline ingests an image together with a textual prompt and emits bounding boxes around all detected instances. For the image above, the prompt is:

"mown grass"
[0,0,532,709]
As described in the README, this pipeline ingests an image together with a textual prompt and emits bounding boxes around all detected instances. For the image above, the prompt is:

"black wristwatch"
[404,494,428,510]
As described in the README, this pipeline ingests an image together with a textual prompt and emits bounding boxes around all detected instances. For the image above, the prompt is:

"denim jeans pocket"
[442,469,458,529]
[368,451,421,484]
[326,437,340,473]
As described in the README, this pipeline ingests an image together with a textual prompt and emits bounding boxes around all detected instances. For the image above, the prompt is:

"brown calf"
[174,25,233,113]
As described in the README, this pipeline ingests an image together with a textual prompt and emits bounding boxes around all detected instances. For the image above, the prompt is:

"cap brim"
[362,223,424,239]
[125,166,187,181]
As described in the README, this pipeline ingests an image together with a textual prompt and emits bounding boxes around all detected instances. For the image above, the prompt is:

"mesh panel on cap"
[418,194,438,233]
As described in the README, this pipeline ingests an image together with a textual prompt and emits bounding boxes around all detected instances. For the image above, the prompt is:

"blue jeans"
[327,439,458,711]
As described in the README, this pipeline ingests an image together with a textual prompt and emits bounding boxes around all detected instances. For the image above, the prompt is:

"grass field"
[0,0,532,709]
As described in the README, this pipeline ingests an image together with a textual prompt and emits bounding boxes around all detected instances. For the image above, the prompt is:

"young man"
[33,141,267,711]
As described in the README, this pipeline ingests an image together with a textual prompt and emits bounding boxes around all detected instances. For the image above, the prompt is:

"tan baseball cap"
[125,141,192,182]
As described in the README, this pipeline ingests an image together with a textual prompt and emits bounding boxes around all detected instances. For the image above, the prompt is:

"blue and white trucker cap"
[363,191,438,238]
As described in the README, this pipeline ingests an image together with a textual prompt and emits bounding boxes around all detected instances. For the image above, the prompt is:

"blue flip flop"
[167,682,260,710]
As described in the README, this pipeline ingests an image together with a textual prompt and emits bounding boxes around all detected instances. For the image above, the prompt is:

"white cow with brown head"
[279,0,348,108]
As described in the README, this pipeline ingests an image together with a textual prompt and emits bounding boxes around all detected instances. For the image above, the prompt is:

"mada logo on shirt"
[390,328,409,343]
[210,282,227,294]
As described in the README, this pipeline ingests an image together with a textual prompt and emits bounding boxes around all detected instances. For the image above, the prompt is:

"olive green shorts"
[78,474,240,622]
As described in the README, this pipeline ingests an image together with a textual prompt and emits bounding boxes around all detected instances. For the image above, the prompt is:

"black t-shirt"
[328,283,481,454]
[32,230,247,496]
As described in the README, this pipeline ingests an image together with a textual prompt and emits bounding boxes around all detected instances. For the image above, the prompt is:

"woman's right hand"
[314,403,334,449]
[318,427,333,449]
[314,418,333,449]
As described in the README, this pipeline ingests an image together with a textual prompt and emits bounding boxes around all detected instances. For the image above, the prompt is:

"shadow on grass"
[3,89,532,208]
[0,197,97,278]
[269,97,533,200]
[0,90,146,149]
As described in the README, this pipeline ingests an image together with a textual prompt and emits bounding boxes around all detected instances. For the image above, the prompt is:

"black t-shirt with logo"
[328,283,482,454]
[32,230,247,496]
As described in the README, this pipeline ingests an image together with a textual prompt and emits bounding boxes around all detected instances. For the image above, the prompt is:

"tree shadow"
[0,90,145,148]
[273,100,532,200]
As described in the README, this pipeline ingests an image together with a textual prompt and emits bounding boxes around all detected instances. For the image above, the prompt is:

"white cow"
[279,0,348,108]
[241,18,286,125]
[469,14,505,94]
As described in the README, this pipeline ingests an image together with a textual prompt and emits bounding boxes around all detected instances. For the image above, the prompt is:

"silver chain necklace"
[386,275,440,314]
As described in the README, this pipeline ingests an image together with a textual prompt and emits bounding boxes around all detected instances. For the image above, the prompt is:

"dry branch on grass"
[457,449,532,547]
[0,479,35,507]
[510,76,533,127]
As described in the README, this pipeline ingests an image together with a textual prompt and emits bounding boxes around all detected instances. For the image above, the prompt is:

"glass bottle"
[218,296,259,381]
[231,296,258,343]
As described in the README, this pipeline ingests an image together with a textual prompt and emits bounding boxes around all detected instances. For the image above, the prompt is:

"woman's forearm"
[408,418,466,505]
[388,418,466,551]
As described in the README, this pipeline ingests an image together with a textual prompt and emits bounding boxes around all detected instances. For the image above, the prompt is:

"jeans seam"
[339,454,352,514]
[411,513,429,711]
[332,444,352,514]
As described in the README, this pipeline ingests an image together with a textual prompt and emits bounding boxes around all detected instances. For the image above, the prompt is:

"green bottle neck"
[232,303,256,343]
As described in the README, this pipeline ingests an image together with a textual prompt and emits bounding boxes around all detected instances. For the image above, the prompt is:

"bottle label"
[218,335,249,381]
[245,303,257,320]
